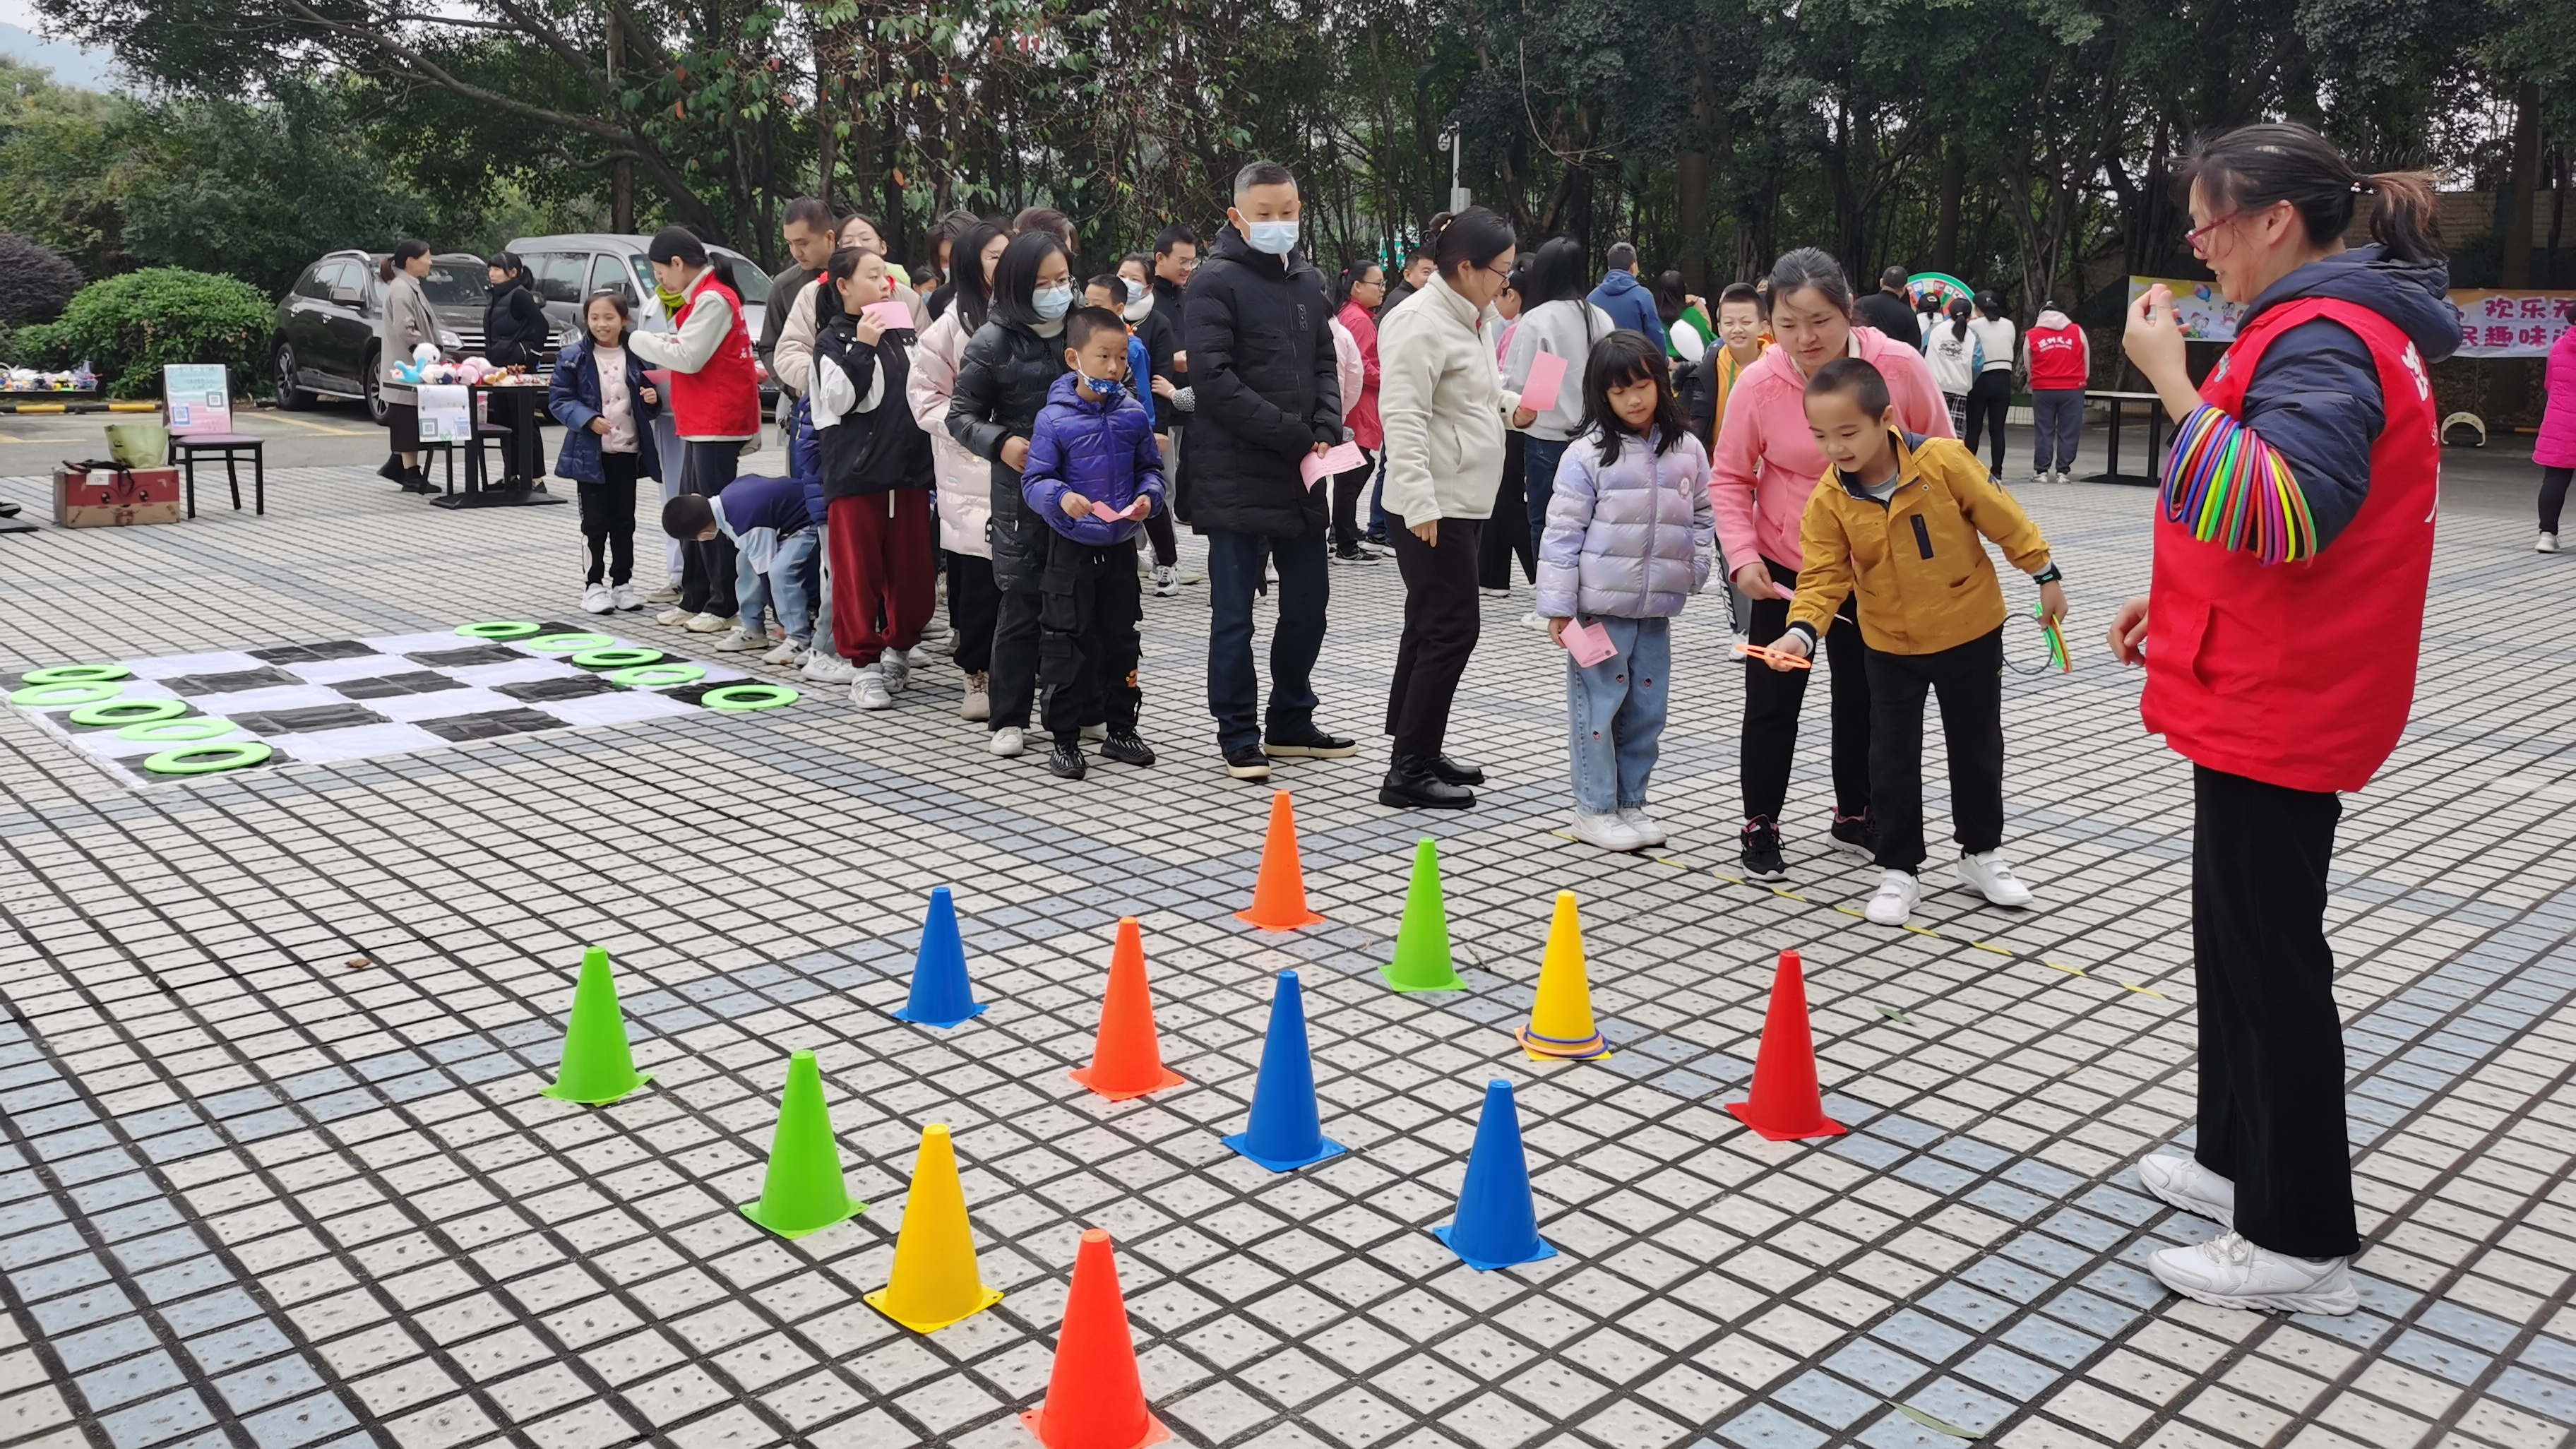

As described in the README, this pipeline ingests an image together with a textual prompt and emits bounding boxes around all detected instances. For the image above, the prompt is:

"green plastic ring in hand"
[700,684,799,712]
[24,664,131,685]
[143,741,273,776]
[68,698,186,727]
[571,647,664,669]
[455,621,541,639]
[607,663,706,689]
[10,681,124,708]
[528,632,614,653]
[119,717,237,743]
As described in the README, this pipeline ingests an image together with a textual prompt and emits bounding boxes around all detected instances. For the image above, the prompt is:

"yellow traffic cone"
[864,1124,1004,1333]
[1515,892,1610,1061]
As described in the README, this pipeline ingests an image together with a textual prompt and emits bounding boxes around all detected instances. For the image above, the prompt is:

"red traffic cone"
[1070,918,1186,1101]
[1724,949,1848,1141]
[1020,1228,1171,1449]
[1235,790,1325,930]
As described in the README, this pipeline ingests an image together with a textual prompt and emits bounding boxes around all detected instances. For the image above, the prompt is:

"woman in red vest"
[632,227,763,632]
[2108,123,2456,1316]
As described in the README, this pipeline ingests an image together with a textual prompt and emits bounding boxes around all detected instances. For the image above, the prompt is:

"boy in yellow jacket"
[1763,357,2070,926]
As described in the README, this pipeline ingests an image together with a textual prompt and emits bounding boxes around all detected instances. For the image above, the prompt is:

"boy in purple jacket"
[1022,306,1169,779]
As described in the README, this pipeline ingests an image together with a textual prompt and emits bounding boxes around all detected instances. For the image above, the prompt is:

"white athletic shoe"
[801,651,854,684]
[685,612,732,633]
[711,626,761,652]
[849,666,893,710]
[898,644,935,672]
[2055,470,2071,485]
[655,606,691,628]
[761,638,804,666]
[959,672,991,722]
[2137,1152,2236,1228]
[2147,1232,2358,1316]
[1956,852,2033,907]
[1519,611,1551,633]
[582,583,613,615]
[1570,811,1648,852]
[1864,869,1920,926]
[611,584,645,611]
[1616,806,1667,849]
[1153,564,1181,597]
[645,585,682,604]
[2030,470,2050,487]
[1481,585,1512,598]
[880,652,911,693]
[988,725,1025,757]
[2539,531,2560,554]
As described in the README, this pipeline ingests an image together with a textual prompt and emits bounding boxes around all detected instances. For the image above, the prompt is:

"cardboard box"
[54,463,181,527]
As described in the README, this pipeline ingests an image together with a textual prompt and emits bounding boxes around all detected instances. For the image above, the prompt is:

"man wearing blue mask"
[1180,158,1351,781]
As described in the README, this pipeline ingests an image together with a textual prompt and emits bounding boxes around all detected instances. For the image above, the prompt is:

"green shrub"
[0,233,83,326]
[12,267,270,398]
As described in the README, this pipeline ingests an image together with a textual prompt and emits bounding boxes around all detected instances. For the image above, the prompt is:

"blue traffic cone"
[1432,1079,1559,1270]
[893,888,987,1028]
[1221,970,1346,1171]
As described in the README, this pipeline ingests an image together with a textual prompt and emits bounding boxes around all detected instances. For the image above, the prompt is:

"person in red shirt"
[2021,306,2090,483]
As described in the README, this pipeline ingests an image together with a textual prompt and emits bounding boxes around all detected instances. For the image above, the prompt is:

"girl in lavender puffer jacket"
[1537,333,1715,852]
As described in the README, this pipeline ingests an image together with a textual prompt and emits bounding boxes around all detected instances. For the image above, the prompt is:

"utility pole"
[1443,124,1468,214]
[608,12,633,233]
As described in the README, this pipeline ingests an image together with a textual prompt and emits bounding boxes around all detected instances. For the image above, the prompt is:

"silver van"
[506,233,771,344]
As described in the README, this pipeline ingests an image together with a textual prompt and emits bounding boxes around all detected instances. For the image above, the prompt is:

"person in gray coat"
[376,240,441,494]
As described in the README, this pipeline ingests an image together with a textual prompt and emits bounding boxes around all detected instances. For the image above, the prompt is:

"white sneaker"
[2147,1232,2358,1316]
[711,626,761,652]
[655,606,691,628]
[761,638,804,666]
[849,666,893,710]
[880,652,911,692]
[898,644,935,671]
[1956,852,2033,907]
[2539,532,2560,554]
[582,583,613,615]
[1081,723,1107,742]
[959,672,991,722]
[2030,471,2050,487]
[1616,806,1666,848]
[988,725,1025,757]
[1570,811,1647,852]
[1153,564,1180,597]
[611,584,645,611]
[1481,585,1511,598]
[1518,611,1551,633]
[2137,1152,2236,1228]
[645,585,682,604]
[801,651,855,684]
[1864,869,1920,926]
[685,612,732,633]
[2055,470,2071,485]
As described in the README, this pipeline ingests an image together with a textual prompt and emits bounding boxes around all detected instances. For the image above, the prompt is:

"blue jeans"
[1524,436,1570,564]
[1205,524,1329,752]
[1566,615,1670,813]
[1366,448,1390,538]
[734,527,819,643]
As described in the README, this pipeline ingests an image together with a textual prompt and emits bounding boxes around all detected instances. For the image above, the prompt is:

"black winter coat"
[484,277,552,367]
[947,315,1070,591]
[813,315,931,500]
[1144,275,1188,431]
[1176,225,1342,537]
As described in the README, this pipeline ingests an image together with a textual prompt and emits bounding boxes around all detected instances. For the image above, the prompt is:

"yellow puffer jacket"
[1788,432,2052,655]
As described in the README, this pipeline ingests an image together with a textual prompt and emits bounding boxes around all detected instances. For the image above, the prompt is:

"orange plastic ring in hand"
[1733,641,1813,670]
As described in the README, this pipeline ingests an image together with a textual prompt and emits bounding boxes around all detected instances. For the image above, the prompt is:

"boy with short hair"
[662,473,825,661]
[1020,306,1168,780]
[1762,357,2069,927]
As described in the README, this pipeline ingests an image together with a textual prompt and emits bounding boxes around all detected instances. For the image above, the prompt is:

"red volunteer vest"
[2140,296,2439,794]
[669,270,761,438]
[2025,323,2087,389]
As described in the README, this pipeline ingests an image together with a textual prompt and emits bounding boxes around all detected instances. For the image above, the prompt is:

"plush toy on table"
[391,342,441,386]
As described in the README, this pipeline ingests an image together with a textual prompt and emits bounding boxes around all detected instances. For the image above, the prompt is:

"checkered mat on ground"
[1,626,784,786]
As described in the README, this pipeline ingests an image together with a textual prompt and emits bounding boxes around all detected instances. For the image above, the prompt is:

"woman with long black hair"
[1962,290,2017,479]
[631,227,763,633]
[1501,239,1616,624]
[375,239,440,495]
[2108,121,2456,1316]
[910,222,1013,720]
[482,250,554,488]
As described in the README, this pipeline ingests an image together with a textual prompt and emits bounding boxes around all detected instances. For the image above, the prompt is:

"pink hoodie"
[1710,324,1955,570]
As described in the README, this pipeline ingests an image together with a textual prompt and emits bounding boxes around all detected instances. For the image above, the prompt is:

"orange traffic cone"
[1724,949,1847,1140]
[1234,790,1325,931]
[1020,1227,1170,1449]
[1070,918,1187,1101]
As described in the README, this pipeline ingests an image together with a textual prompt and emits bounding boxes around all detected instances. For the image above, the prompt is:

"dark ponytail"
[1427,207,1517,287]
[381,239,429,282]
[1947,296,1972,342]
[2178,121,2443,264]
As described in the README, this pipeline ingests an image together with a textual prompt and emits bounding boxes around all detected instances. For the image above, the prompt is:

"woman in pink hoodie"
[1710,246,1954,879]
[2536,320,2576,553]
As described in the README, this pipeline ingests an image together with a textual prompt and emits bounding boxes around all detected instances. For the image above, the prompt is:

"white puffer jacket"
[1535,427,1715,619]
[905,309,991,556]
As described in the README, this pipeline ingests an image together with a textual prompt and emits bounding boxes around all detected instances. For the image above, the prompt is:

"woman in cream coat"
[376,240,441,494]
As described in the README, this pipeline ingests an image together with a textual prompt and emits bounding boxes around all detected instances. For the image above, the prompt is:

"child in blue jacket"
[661,473,824,663]
[1020,306,1167,780]
[551,290,663,614]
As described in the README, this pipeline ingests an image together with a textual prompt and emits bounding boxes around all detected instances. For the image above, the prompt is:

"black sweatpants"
[2191,764,2357,1259]
[989,583,1042,732]
[1477,441,1534,589]
[1384,512,1482,758]
[1144,503,1179,569]
[1863,627,2004,873]
[678,441,743,617]
[948,552,1001,674]
[1964,371,2012,475]
[1038,530,1141,741]
[1742,556,1871,823]
[579,451,640,586]
[1331,448,1376,555]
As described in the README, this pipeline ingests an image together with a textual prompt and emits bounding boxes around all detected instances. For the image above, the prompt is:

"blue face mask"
[1244,220,1299,257]
[1032,283,1075,321]
[1083,375,1126,404]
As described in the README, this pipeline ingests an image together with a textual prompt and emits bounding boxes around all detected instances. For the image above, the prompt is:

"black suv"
[272,250,493,422]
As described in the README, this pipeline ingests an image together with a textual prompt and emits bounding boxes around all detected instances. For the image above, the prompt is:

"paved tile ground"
[0,465,2571,1449]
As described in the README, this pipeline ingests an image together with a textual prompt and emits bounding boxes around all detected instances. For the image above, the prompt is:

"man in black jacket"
[1179,161,1349,780]
[1855,264,1919,342]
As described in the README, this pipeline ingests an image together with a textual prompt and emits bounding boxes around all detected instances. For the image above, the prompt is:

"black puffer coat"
[483,275,552,367]
[1176,225,1342,537]
[946,315,1070,592]
[814,314,931,499]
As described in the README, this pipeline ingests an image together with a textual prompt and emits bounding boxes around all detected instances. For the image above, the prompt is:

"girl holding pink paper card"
[1535,333,1715,853]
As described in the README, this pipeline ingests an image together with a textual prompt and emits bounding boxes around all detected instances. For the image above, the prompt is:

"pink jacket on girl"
[1710,324,1954,570]
[2538,323,2576,470]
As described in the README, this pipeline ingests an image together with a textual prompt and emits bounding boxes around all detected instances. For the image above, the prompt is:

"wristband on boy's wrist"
[2031,563,2062,585]
[1784,621,1820,650]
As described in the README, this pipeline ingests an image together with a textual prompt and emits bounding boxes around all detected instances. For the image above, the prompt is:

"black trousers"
[1964,371,2012,474]
[579,452,640,585]
[1863,627,2003,873]
[490,388,547,484]
[948,552,1001,674]
[1144,503,1179,568]
[989,580,1042,732]
[1331,448,1376,554]
[1385,513,1482,758]
[678,441,743,617]
[2191,764,2357,1258]
[1742,556,1871,823]
[2541,465,2572,534]
[1039,530,1142,740]
[1477,440,1534,588]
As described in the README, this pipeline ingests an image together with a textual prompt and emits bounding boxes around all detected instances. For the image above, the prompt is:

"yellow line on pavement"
[259,415,371,436]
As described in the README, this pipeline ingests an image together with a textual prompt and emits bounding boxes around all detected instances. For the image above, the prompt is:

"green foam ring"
[24,664,131,685]
[607,662,706,689]
[455,621,541,640]
[68,698,186,727]
[700,684,799,712]
[10,681,123,708]
[527,633,615,653]
[118,716,237,744]
[571,646,664,669]
[143,741,273,776]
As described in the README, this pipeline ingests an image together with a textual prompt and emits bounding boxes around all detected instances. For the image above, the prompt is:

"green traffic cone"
[1381,838,1469,992]
[541,947,653,1105]
[741,1049,866,1239]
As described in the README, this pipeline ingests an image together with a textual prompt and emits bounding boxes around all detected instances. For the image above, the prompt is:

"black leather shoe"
[376,457,405,483]
[400,468,438,495]
[1265,727,1358,759]
[1099,729,1155,766]
[1046,739,1087,780]
[1430,753,1484,786]
[1222,744,1272,780]
[1380,756,1474,809]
